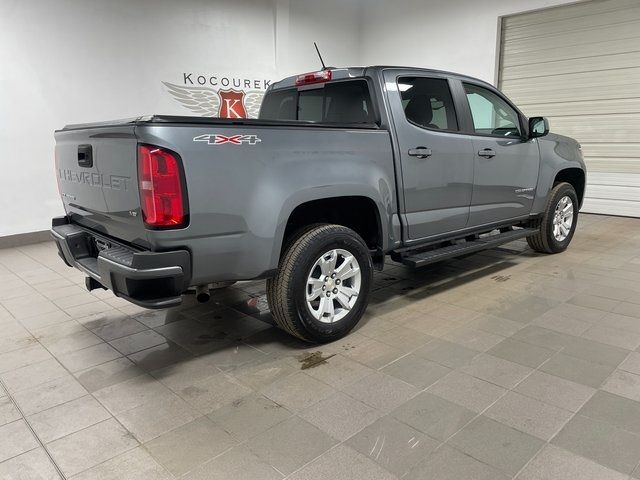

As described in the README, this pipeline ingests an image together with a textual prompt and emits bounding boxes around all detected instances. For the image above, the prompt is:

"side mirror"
[528,116,549,139]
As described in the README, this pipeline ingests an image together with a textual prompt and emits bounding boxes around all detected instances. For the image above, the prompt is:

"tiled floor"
[1,213,640,479]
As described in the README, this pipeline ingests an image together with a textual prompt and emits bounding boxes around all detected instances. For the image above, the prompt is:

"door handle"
[408,147,432,159]
[478,148,496,159]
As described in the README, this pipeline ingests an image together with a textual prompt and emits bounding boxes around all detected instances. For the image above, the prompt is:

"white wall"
[358,0,577,84]
[284,0,364,75]
[0,0,362,236]
[0,0,579,237]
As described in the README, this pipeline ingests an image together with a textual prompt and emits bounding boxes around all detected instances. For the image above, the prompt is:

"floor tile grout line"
[390,343,577,477]
[140,401,297,479]
[477,340,640,478]
[433,335,577,476]
[3,225,640,478]
[168,390,306,479]
[147,350,397,479]
[62,389,243,478]
[29,325,122,371]
[0,246,86,299]
[315,348,517,478]
[6,312,147,477]
[509,442,547,480]
[75,381,149,477]
[281,441,344,480]
[5,388,98,422]
[222,280,624,475]
[0,377,67,479]
[70,442,142,479]
[173,444,235,479]
[631,455,640,480]
[270,464,286,477]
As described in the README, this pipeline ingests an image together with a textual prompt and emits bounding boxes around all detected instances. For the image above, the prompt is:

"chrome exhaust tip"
[195,284,210,303]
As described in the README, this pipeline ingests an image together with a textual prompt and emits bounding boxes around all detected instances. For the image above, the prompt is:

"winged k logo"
[163,81,265,119]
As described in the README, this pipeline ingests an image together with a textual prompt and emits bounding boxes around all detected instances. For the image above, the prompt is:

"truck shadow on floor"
[125,244,534,382]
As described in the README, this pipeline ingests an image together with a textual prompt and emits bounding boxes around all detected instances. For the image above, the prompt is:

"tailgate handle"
[77,145,93,168]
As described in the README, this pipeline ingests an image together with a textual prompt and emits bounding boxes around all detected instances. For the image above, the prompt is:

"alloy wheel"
[552,195,574,241]
[305,248,361,323]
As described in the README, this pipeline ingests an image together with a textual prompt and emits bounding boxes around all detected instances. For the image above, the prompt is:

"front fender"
[531,133,586,214]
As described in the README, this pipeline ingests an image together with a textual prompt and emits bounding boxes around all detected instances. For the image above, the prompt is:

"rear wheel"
[527,182,578,253]
[267,224,372,343]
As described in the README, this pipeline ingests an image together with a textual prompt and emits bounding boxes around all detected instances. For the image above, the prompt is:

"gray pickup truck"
[52,66,586,342]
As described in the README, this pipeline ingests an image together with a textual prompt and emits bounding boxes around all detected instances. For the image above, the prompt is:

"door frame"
[451,78,541,225]
[382,69,476,245]
[448,78,529,140]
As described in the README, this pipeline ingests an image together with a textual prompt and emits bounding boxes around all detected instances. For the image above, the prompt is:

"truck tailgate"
[54,124,147,246]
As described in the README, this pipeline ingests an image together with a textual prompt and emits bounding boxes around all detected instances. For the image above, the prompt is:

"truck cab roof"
[268,65,496,91]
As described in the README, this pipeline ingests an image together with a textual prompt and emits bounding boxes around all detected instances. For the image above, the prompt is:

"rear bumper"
[51,216,190,309]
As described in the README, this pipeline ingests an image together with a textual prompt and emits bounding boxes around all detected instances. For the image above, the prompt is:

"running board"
[399,228,537,268]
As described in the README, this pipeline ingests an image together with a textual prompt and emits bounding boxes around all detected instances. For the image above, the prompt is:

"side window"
[398,77,458,131]
[463,83,521,137]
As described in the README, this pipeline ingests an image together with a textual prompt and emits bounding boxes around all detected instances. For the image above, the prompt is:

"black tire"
[527,182,579,254]
[266,224,373,343]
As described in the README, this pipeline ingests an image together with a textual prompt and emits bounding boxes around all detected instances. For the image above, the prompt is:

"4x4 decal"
[193,134,261,145]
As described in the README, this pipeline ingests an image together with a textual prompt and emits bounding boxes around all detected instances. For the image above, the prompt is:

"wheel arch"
[554,167,586,208]
[272,191,387,266]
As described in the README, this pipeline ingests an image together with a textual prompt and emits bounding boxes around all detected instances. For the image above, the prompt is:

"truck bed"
[54,115,396,285]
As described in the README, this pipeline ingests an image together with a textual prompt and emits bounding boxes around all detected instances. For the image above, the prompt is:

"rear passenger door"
[384,71,474,240]
[456,81,540,226]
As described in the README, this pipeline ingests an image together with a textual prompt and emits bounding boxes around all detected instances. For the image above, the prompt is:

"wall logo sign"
[193,134,262,146]
[163,73,272,119]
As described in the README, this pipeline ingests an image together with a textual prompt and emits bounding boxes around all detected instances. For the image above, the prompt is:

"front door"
[461,82,540,226]
[385,72,474,240]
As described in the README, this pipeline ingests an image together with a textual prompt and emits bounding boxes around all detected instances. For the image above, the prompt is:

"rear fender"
[271,186,390,266]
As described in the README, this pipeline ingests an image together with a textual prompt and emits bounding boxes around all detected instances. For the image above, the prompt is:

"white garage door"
[498,0,640,217]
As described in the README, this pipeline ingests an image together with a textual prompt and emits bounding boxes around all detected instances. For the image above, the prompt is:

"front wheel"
[527,182,579,254]
[266,224,373,343]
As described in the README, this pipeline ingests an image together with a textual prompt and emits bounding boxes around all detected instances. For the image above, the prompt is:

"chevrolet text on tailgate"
[52,66,586,343]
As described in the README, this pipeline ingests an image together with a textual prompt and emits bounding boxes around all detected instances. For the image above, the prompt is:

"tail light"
[295,69,332,87]
[137,145,188,228]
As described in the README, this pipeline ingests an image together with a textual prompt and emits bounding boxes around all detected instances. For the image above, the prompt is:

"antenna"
[314,42,327,70]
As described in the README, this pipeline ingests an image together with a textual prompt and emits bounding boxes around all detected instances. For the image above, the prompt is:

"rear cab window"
[259,80,375,124]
